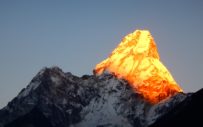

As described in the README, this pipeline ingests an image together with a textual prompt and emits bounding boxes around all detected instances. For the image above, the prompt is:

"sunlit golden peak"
[94,29,183,104]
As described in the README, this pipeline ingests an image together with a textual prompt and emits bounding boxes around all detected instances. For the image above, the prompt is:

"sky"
[0,0,203,108]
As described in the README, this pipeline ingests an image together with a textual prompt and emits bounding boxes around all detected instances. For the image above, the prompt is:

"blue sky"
[0,0,203,108]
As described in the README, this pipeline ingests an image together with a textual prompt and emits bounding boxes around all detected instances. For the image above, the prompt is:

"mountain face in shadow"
[149,88,203,127]
[0,67,202,127]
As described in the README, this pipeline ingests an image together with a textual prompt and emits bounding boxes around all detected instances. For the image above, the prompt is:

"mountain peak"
[94,30,183,103]
[0,66,189,127]
[1,30,202,127]
[17,66,67,99]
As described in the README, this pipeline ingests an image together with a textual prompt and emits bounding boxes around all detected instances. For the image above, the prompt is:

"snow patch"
[18,81,40,99]
[75,78,132,127]
[51,76,61,86]
[38,67,46,76]
[62,98,67,105]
